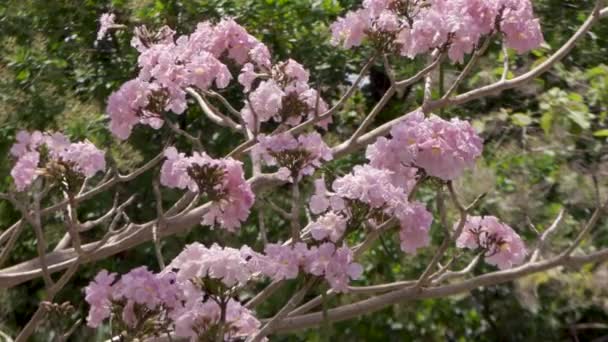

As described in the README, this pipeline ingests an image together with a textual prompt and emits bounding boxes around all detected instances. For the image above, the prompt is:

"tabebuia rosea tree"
[1,0,607,341]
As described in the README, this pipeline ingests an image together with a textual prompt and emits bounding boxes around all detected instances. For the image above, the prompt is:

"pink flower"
[238,63,258,92]
[253,132,332,180]
[324,245,363,292]
[242,79,284,129]
[332,0,543,62]
[166,243,260,287]
[415,115,483,180]
[330,10,369,49]
[10,131,42,157]
[501,1,544,53]
[106,79,155,140]
[184,51,233,90]
[332,165,404,209]
[211,19,262,64]
[112,266,182,311]
[84,270,116,327]
[9,131,106,191]
[202,158,255,232]
[97,13,116,41]
[284,59,309,85]
[173,294,262,341]
[262,244,300,280]
[309,178,330,214]
[160,147,254,231]
[160,147,195,191]
[396,202,433,254]
[368,110,483,181]
[456,216,527,269]
[306,242,336,276]
[250,43,272,68]
[310,212,348,243]
[376,11,401,33]
[11,152,40,192]
[61,142,106,177]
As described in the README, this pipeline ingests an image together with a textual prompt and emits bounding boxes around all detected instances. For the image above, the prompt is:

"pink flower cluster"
[96,12,116,41]
[253,132,333,180]
[84,240,363,335]
[310,165,433,255]
[166,241,363,294]
[166,243,259,287]
[10,130,106,191]
[85,264,262,340]
[366,110,483,181]
[240,58,331,131]
[160,147,254,231]
[456,215,527,269]
[257,242,363,292]
[331,0,544,62]
[173,293,261,341]
[106,19,270,139]
[84,267,181,328]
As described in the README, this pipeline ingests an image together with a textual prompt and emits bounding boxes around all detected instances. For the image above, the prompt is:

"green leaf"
[16,69,30,81]
[566,109,591,129]
[568,92,584,103]
[511,113,533,127]
[540,112,553,135]
[593,129,608,137]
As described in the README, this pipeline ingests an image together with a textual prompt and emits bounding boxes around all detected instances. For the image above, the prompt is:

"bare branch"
[561,200,607,256]
[530,209,565,262]
[427,2,606,111]
[0,221,25,268]
[165,118,204,151]
[271,247,608,334]
[415,183,468,286]
[442,35,493,99]
[249,278,316,342]
[431,253,482,284]
[501,41,510,82]
[152,181,167,270]
[185,87,242,131]
[332,4,607,159]
[232,56,376,159]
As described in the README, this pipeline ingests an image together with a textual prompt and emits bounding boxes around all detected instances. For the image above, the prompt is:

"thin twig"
[442,35,494,99]
[530,209,566,262]
[152,181,167,269]
[501,41,510,81]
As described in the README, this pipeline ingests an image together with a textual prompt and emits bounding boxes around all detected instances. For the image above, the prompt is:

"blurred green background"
[0,0,607,340]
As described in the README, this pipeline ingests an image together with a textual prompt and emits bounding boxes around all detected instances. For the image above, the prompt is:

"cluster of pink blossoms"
[331,0,544,62]
[310,165,433,254]
[253,131,333,180]
[106,16,330,140]
[164,244,265,340]
[85,267,181,328]
[456,215,527,269]
[85,265,262,341]
[172,293,261,341]
[367,110,483,181]
[160,147,254,231]
[166,243,259,287]
[258,242,363,292]
[84,241,363,338]
[166,242,362,294]
[106,18,268,139]
[239,58,330,131]
[10,130,106,191]
[96,13,116,41]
